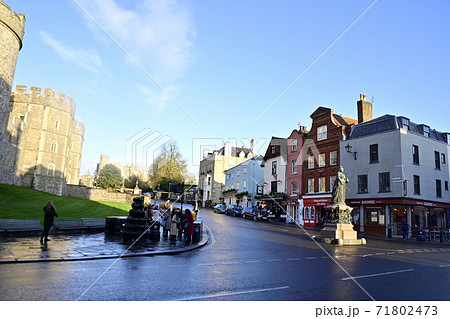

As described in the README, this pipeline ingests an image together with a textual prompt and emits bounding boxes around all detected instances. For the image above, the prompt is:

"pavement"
[0,230,208,264]
[281,221,450,247]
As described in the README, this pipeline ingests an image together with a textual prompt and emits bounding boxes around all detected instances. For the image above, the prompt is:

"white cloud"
[40,31,102,72]
[136,83,177,111]
[77,0,195,80]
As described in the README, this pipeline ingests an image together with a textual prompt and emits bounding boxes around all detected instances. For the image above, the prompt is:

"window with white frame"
[243,180,246,189]
[243,167,247,174]
[272,161,277,175]
[237,170,240,177]
[318,177,326,192]
[330,151,337,166]
[291,160,297,174]
[237,182,240,190]
[291,181,297,195]
[308,178,314,193]
[292,139,298,152]
[317,125,327,141]
[319,153,326,167]
[308,155,315,169]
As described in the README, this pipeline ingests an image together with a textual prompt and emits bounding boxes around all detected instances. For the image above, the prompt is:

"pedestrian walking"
[40,200,58,244]
[401,217,409,241]
[185,209,194,245]
[170,211,178,245]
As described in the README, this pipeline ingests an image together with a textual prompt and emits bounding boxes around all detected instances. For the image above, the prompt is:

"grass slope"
[0,184,130,220]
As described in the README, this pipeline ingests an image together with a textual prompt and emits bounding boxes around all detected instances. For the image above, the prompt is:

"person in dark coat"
[185,209,194,245]
[162,205,172,239]
[40,201,58,244]
[401,218,409,241]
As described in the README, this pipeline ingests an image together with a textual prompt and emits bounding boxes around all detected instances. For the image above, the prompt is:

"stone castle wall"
[0,1,25,184]
[66,184,135,204]
[6,85,85,195]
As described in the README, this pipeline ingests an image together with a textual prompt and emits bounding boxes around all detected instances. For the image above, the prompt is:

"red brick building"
[301,107,357,227]
[285,127,308,224]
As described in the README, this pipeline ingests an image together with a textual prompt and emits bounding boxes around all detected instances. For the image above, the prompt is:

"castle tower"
[0,1,25,184]
[7,85,84,195]
[67,121,85,185]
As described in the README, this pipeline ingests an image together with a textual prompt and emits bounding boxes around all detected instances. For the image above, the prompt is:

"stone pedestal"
[319,203,366,245]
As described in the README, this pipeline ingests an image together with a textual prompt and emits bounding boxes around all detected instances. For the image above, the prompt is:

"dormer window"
[423,126,430,137]
[271,146,276,154]
[401,118,410,130]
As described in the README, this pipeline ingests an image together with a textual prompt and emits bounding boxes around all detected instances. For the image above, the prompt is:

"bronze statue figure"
[330,166,349,205]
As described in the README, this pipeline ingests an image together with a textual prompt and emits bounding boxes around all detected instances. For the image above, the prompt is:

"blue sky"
[10,0,450,179]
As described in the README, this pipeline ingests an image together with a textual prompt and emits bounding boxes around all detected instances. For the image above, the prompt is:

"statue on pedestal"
[320,166,365,245]
[330,166,349,206]
[324,166,352,224]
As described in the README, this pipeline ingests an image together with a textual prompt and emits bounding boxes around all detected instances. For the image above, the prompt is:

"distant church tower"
[0,1,25,184]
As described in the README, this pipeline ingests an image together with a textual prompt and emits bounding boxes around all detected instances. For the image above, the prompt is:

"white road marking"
[245,260,260,263]
[196,263,215,267]
[305,257,317,260]
[341,269,414,281]
[173,286,290,301]
[268,259,282,262]
[287,258,300,261]
[438,264,450,268]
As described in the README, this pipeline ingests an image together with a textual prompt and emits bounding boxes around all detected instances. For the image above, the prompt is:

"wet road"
[0,207,449,301]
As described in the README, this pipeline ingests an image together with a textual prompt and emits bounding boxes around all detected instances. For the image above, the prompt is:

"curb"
[0,231,209,264]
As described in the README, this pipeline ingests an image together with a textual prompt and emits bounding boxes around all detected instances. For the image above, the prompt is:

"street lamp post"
[181,178,185,211]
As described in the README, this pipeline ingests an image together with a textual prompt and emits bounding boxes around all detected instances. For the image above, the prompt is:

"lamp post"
[345,143,357,160]
[181,178,185,211]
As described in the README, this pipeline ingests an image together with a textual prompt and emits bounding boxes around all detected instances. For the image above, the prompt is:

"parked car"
[226,205,243,217]
[256,209,271,221]
[213,204,226,214]
[242,207,272,221]
[242,207,258,220]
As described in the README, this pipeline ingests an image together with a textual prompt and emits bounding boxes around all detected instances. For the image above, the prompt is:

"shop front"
[285,200,303,225]
[347,198,450,237]
[259,194,286,221]
[302,195,331,227]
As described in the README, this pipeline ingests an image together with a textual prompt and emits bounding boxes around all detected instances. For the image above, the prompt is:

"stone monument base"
[319,223,366,246]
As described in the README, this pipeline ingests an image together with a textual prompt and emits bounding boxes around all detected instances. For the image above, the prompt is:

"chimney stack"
[224,141,232,157]
[357,93,372,124]
[250,139,256,154]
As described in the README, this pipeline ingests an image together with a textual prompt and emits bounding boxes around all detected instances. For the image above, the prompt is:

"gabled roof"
[333,114,358,127]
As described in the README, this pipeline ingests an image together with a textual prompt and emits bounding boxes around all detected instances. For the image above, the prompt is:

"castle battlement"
[73,121,85,136]
[0,1,25,47]
[12,85,76,115]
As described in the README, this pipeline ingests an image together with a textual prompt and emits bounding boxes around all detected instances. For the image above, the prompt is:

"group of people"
[39,199,199,246]
[160,200,197,245]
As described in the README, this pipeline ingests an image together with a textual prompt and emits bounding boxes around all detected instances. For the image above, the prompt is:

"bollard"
[387,228,392,239]
[440,230,444,243]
